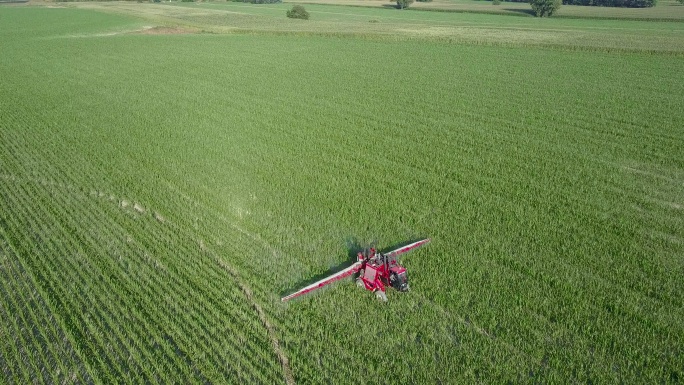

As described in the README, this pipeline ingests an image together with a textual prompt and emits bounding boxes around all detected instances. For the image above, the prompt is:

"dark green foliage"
[287,4,309,19]
[530,0,561,16]
[493,0,501,5]
[416,0,432,2]
[562,0,655,7]
[500,0,653,5]
[231,0,282,3]
[396,0,414,8]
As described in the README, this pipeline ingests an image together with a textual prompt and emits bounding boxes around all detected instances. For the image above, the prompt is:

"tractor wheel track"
[215,258,295,385]
[0,173,295,385]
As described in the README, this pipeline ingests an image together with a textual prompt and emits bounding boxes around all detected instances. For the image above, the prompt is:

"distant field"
[1,3,683,384]
[296,0,684,20]
[57,1,684,53]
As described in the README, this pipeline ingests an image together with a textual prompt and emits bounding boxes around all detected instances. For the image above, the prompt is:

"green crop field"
[1,1,683,383]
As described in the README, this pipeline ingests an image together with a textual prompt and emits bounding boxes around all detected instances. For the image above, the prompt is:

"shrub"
[396,0,414,8]
[231,0,282,3]
[501,0,652,4]
[493,0,501,4]
[287,5,309,19]
[530,0,561,16]
[561,0,654,6]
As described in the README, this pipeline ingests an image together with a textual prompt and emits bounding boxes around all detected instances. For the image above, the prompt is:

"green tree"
[396,0,414,9]
[287,4,310,19]
[530,0,561,16]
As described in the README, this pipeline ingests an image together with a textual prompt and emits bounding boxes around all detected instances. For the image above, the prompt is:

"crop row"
[0,127,287,383]
[2,9,683,382]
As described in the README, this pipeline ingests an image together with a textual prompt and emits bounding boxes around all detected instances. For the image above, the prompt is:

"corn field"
[1,5,683,384]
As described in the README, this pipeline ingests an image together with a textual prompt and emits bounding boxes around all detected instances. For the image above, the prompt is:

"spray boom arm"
[281,262,362,302]
[281,238,430,302]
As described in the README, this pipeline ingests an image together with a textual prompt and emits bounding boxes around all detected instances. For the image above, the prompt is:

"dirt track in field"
[138,26,195,35]
[216,258,295,385]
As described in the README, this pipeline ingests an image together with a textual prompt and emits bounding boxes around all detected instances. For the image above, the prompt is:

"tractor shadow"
[279,237,428,299]
[279,238,363,299]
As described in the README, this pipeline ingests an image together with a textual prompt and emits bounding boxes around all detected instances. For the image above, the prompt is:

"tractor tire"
[356,278,365,288]
[375,290,388,302]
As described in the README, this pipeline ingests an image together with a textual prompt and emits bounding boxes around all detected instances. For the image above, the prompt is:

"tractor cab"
[389,267,409,292]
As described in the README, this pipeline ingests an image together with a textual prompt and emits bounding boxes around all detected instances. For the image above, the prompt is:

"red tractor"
[281,238,430,302]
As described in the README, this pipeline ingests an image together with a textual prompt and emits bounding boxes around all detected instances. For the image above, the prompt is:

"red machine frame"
[281,238,430,302]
